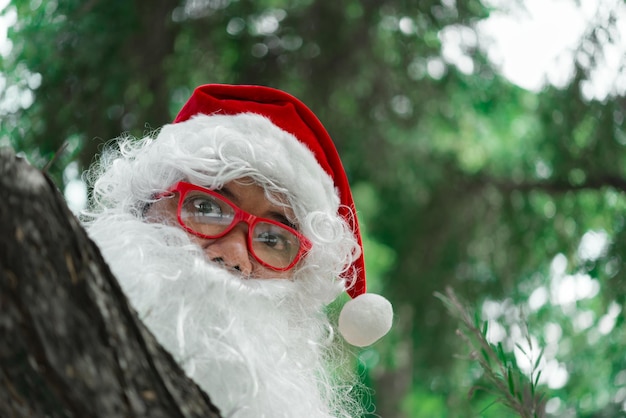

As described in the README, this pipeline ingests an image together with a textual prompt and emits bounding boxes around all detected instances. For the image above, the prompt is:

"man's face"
[145,178,300,279]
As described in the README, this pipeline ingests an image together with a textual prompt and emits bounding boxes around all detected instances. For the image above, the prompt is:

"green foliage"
[4,0,626,416]
[436,287,546,418]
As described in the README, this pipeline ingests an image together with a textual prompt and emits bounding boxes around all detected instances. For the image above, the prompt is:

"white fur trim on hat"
[177,113,339,215]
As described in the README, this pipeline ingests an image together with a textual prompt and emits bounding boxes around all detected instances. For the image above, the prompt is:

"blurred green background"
[2,0,625,416]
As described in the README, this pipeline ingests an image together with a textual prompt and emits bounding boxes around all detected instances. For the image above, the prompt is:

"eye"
[251,223,302,268]
[252,222,300,255]
[181,193,233,225]
[192,197,222,215]
[256,231,290,250]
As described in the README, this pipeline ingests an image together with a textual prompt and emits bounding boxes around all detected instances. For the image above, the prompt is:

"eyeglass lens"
[179,190,302,269]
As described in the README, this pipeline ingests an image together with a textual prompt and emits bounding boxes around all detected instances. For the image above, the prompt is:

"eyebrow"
[216,185,298,230]
[215,185,237,202]
[270,212,297,230]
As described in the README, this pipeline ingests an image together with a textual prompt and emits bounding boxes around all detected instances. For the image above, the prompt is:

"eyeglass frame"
[156,181,312,271]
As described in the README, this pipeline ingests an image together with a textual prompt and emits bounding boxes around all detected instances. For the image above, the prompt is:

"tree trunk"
[0,147,222,418]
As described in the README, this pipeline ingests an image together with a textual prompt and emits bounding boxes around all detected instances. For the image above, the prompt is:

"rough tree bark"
[0,147,222,418]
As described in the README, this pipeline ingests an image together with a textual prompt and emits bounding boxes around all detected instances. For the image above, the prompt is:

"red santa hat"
[174,84,392,347]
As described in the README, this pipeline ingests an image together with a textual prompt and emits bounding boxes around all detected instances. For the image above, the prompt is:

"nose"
[204,223,253,276]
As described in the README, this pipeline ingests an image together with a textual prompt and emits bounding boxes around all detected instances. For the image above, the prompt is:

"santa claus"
[83,84,393,417]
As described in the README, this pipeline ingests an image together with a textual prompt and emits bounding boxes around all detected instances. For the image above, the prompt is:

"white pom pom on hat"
[174,84,393,346]
[338,293,393,347]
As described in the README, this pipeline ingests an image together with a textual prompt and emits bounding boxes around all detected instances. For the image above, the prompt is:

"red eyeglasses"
[158,182,311,271]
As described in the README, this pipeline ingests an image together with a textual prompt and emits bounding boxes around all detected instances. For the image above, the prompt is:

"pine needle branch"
[435,287,547,418]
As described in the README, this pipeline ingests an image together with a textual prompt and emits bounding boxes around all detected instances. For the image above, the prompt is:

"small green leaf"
[481,348,490,363]
[507,365,515,394]
[497,342,507,364]
[474,310,481,328]
[534,350,544,370]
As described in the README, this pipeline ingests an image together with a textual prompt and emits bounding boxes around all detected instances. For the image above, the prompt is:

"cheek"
[146,199,206,246]
[145,198,179,226]
[253,264,294,280]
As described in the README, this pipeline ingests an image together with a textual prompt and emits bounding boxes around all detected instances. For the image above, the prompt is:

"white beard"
[87,215,359,418]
